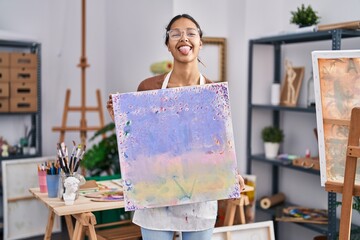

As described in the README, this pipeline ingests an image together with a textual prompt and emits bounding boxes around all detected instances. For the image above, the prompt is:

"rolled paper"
[260,192,286,209]
[150,61,173,74]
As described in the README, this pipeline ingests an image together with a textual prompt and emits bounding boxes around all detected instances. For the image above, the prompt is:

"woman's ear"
[167,43,171,52]
[199,40,203,49]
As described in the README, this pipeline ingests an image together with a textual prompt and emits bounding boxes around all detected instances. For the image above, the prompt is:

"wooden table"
[29,180,124,240]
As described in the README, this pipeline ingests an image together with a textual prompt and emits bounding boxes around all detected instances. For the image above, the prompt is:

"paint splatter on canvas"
[312,50,360,186]
[112,82,239,211]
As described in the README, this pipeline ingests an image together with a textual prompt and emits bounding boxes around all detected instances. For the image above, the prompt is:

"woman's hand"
[106,94,115,121]
[237,174,246,192]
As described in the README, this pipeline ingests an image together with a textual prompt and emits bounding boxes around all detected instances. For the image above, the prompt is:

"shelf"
[0,112,39,116]
[257,201,360,237]
[247,29,360,239]
[251,154,320,175]
[0,154,41,161]
[251,104,316,113]
[256,202,328,235]
[251,30,360,45]
[0,39,39,48]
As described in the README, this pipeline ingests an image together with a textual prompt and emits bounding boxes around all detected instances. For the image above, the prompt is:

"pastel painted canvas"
[112,82,240,211]
[312,50,360,187]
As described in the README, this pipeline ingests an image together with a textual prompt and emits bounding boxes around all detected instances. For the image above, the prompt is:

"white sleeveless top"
[132,71,217,231]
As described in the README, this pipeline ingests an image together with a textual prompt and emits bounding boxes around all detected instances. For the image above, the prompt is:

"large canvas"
[312,50,360,186]
[112,82,240,211]
[2,157,61,240]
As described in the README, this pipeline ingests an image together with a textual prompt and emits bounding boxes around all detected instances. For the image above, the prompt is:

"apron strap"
[161,70,205,89]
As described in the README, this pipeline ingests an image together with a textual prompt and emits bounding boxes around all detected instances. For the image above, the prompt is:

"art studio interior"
[0,1,360,240]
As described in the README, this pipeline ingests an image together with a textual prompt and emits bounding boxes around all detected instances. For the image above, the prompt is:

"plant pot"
[264,142,280,159]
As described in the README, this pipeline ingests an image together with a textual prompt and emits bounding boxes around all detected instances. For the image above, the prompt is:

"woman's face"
[167,18,202,64]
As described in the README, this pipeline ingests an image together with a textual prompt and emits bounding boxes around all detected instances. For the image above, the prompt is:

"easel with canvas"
[325,107,360,240]
[52,0,105,146]
[312,50,360,240]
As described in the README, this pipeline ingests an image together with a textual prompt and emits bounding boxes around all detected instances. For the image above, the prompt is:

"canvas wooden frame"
[199,37,227,82]
[311,50,360,186]
[112,82,239,211]
[2,156,61,240]
[211,221,275,240]
[280,66,304,106]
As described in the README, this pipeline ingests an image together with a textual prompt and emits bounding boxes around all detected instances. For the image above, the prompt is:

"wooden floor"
[24,232,70,240]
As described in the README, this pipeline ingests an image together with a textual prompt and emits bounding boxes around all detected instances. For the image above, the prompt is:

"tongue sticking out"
[179,46,191,55]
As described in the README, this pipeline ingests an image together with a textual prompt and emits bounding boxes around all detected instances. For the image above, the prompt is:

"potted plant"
[81,122,120,176]
[261,126,284,159]
[290,4,320,28]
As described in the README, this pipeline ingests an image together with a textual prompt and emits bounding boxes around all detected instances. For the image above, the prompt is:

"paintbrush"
[74,144,86,172]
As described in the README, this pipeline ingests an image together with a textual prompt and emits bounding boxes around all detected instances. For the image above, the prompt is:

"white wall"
[104,0,173,103]
[1,0,360,239]
[0,0,106,153]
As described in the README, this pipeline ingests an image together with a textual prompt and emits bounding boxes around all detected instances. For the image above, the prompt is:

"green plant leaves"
[81,123,120,176]
[290,4,320,27]
[261,126,284,143]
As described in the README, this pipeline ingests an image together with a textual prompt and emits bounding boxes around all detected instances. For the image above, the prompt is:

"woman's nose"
[179,32,189,42]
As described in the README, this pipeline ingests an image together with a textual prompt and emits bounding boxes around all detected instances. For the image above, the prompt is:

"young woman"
[107,14,245,240]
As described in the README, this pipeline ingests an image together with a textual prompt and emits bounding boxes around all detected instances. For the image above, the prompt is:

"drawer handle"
[17,103,30,108]
[17,88,31,93]
[18,73,31,79]
[17,59,31,64]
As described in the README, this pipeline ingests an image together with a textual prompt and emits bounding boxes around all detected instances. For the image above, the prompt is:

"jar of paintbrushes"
[56,141,86,204]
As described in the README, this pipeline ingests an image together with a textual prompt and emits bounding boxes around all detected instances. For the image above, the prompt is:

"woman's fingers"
[238,175,245,191]
[237,174,246,191]
[106,95,115,121]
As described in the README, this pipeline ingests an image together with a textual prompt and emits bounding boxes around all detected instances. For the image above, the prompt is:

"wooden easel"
[325,107,360,240]
[223,185,254,240]
[52,0,105,146]
[224,195,250,226]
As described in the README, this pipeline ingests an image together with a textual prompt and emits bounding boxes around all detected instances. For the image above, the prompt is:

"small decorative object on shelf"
[290,4,320,28]
[280,60,305,107]
[307,71,316,107]
[271,83,281,105]
[1,144,9,157]
[260,192,286,209]
[261,126,284,159]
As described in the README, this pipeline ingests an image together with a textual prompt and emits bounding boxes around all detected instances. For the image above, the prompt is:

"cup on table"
[46,174,60,198]
[37,171,47,193]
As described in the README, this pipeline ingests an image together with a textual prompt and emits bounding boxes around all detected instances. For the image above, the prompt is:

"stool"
[95,220,142,240]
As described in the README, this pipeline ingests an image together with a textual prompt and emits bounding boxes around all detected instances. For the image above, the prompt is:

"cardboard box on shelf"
[10,52,37,68]
[0,82,9,97]
[0,68,10,82]
[10,97,37,112]
[0,98,9,112]
[10,82,37,98]
[0,52,10,67]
